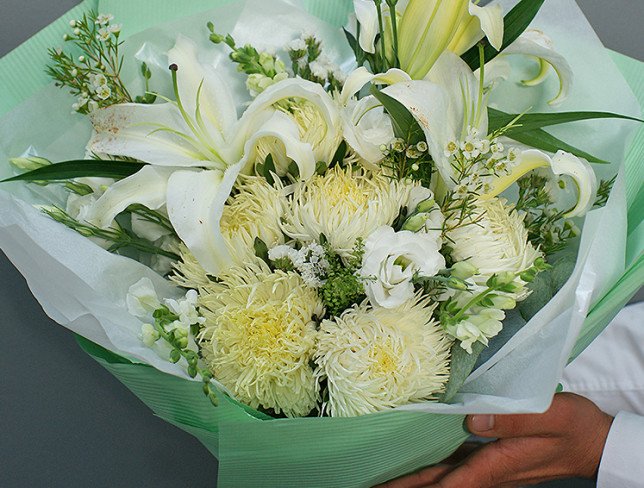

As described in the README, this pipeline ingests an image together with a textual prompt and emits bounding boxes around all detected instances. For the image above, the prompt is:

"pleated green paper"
[1,1,643,487]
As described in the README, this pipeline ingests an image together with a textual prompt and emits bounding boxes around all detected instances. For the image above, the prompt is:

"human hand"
[377,393,613,488]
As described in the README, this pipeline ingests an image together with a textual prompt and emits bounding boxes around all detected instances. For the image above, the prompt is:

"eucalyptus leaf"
[1,159,146,183]
[462,0,546,70]
[370,86,425,145]
[440,341,486,403]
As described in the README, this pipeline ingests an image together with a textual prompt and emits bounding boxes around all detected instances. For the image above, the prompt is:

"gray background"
[0,1,642,487]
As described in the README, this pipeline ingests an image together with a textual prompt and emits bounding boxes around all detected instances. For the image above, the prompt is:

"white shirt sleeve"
[597,411,644,488]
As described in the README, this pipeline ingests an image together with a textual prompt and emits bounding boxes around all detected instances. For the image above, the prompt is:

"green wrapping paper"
[0,0,642,487]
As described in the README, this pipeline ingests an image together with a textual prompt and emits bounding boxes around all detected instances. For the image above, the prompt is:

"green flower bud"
[9,156,51,171]
[451,261,478,280]
[401,213,428,232]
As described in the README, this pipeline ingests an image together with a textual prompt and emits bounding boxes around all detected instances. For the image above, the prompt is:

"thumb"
[466,393,585,439]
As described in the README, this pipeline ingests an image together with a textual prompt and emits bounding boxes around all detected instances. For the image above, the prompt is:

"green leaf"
[254,237,270,265]
[1,159,146,183]
[506,128,609,164]
[440,341,486,403]
[370,86,424,144]
[488,108,642,134]
[462,0,545,70]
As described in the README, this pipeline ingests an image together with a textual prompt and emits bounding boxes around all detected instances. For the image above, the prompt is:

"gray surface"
[0,1,642,487]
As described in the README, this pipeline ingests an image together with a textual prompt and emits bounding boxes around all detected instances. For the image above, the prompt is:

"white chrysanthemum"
[448,198,542,286]
[219,175,285,265]
[315,298,452,417]
[172,244,212,289]
[198,262,324,417]
[282,166,413,256]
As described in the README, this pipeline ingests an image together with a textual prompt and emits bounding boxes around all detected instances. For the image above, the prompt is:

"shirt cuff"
[597,411,644,488]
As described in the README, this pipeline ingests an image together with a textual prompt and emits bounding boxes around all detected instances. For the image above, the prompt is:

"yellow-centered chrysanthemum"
[448,197,542,282]
[282,166,412,256]
[219,175,286,265]
[198,262,324,417]
[315,297,452,417]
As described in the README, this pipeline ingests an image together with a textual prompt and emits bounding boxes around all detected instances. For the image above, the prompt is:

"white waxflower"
[283,166,413,257]
[360,226,445,309]
[109,24,122,34]
[97,27,112,41]
[446,308,505,353]
[198,263,324,417]
[95,13,114,25]
[315,297,452,417]
[95,84,112,100]
[126,278,161,318]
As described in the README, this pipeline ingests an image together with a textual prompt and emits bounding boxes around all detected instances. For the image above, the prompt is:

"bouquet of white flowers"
[0,0,642,486]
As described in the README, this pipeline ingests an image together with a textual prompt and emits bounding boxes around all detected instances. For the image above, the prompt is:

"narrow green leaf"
[254,237,270,265]
[440,341,486,403]
[506,128,610,164]
[488,107,642,134]
[462,0,546,70]
[1,159,146,183]
[370,86,424,144]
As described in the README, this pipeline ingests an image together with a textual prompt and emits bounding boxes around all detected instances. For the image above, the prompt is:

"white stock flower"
[315,297,452,417]
[126,278,161,318]
[360,226,445,309]
[164,289,205,329]
[446,308,505,354]
[282,166,413,257]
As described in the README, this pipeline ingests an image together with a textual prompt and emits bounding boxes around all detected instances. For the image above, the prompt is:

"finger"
[427,443,521,488]
[467,393,583,439]
[441,442,480,464]
[375,464,452,488]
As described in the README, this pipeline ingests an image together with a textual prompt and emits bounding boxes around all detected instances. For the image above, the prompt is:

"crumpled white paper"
[0,0,640,414]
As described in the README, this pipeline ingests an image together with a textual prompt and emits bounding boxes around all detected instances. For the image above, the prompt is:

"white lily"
[494,29,573,106]
[85,36,344,274]
[352,0,503,79]
[383,52,488,184]
[480,149,598,218]
[340,67,411,166]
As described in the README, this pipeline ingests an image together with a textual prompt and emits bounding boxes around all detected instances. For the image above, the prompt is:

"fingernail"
[471,414,495,432]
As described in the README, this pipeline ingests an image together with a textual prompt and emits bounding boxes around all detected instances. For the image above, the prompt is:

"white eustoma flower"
[126,277,161,318]
[86,36,340,274]
[360,226,445,309]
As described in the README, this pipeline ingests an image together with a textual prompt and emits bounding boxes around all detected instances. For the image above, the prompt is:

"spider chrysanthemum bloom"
[448,198,542,286]
[282,166,413,256]
[314,298,452,417]
[219,175,286,265]
[198,262,324,417]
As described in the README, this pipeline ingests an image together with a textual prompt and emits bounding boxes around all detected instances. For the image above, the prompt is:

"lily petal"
[168,36,238,144]
[340,67,411,106]
[166,164,243,275]
[89,103,226,169]
[240,110,317,179]
[354,0,379,54]
[399,0,469,79]
[448,3,504,55]
[342,95,394,166]
[502,30,573,106]
[84,165,176,228]
[551,151,597,218]
[481,149,597,218]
